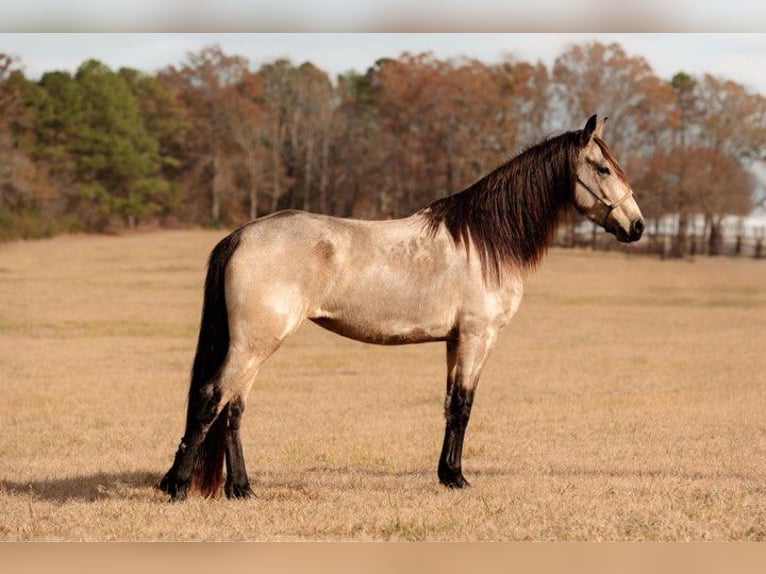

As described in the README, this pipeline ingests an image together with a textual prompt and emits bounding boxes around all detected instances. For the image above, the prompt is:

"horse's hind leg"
[160,340,265,500]
[215,344,270,499]
[224,396,254,498]
[160,380,227,500]
[220,314,306,498]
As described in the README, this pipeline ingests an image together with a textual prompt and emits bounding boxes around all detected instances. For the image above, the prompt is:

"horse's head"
[574,115,644,243]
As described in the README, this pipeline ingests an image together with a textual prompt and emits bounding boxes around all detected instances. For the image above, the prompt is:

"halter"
[576,176,634,227]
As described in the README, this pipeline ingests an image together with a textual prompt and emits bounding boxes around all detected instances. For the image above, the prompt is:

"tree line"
[1,42,765,257]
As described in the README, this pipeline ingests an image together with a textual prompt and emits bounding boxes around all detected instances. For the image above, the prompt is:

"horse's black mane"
[422,129,584,279]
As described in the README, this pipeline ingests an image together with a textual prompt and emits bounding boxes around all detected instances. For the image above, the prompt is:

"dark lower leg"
[438,383,474,488]
[159,385,220,500]
[160,432,210,500]
[224,398,254,499]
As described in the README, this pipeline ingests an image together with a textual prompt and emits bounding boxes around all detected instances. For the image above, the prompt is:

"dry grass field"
[1,229,765,541]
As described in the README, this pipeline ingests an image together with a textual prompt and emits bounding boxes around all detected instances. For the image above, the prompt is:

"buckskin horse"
[159,115,644,500]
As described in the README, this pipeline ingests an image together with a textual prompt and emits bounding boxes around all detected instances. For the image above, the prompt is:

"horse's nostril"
[631,218,645,240]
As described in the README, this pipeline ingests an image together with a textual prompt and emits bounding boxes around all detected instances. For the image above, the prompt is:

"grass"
[1,230,765,540]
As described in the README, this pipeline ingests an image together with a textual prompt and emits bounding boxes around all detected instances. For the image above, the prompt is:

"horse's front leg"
[438,332,495,489]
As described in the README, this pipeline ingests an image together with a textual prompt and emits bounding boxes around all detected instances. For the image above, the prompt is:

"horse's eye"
[597,165,611,176]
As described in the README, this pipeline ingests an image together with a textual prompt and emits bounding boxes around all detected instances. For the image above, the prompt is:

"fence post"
[734,218,744,257]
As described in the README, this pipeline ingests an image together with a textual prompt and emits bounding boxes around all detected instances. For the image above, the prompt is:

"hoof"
[438,469,471,489]
[225,482,255,499]
[159,471,189,501]
[158,472,172,493]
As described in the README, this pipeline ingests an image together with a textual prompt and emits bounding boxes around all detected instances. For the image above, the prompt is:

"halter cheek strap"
[576,176,634,227]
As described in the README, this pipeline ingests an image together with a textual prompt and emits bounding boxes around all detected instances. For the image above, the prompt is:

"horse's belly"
[310,316,453,345]
[309,300,456,345]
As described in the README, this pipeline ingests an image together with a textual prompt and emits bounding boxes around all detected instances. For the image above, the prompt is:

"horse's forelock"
[593,137,629,183]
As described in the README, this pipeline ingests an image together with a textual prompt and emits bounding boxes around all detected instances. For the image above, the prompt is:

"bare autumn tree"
[643,145,754,253]
[258,59,301,213]
[491,57,551,150]
[256,60,337,215]
[232,70,269,221]
[293,63,334,213]
[160,45,250,225]
[330,69,382,217]
[692,75,764,253]
[369,52,521,216]
[690,147,755,254]
[665,71,700,257]
[422,56,507,199]
[552,42,675,157]
[634,149,681,224]
[695,74,766,162]
[368,53,434,216]
[635,71,765,257]
[658,72,764,257]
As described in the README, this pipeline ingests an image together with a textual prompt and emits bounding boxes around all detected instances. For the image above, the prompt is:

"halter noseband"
[576,176,633,227]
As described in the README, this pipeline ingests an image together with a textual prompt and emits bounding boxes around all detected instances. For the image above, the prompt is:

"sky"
[1,0,765,32]
[0,1,764,91]
[1,33,766,97]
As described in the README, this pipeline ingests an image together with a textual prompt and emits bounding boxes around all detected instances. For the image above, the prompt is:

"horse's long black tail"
[184,227,244,498]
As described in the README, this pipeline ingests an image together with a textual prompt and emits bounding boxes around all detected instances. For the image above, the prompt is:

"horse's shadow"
[6,465,745,504]
[0,471,162,503]
[2,468,438,503]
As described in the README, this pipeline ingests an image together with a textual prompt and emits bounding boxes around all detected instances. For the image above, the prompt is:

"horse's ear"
[582,114,598,143]
[595,116,608,138]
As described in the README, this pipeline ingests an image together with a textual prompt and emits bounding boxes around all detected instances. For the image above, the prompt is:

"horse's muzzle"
[614,217,645,243]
